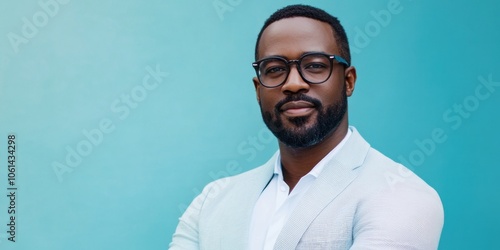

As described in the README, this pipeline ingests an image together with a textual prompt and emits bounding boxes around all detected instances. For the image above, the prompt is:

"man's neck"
[279,121,349,191]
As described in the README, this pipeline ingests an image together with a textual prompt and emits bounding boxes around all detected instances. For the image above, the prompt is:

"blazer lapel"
[219,152,277,249]
[274,127,370,249]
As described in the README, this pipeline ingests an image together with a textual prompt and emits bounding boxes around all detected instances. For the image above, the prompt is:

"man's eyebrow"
[260,51,328,60]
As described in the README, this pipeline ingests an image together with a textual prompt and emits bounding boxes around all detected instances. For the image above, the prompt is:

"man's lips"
[280,101,315,116]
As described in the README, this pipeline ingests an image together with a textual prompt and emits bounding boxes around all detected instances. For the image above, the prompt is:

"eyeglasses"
[252,52,349,88]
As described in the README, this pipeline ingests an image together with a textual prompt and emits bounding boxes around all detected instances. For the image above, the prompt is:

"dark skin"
[253,17,357,191]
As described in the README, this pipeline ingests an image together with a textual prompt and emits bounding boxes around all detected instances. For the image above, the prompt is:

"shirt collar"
[274,127,352,178]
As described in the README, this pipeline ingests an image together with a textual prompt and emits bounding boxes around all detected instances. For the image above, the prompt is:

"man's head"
[254,4,351,65]
[253,5,356,149]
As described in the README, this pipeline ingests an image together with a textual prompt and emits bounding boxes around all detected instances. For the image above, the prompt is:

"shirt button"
[280,185,287,192]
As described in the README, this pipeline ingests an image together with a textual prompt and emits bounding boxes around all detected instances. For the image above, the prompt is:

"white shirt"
[248,129,352,250]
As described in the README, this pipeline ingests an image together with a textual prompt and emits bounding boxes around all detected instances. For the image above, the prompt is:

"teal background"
[0,0,499,249]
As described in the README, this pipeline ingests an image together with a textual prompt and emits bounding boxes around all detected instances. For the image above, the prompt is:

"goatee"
[261,91,347,148]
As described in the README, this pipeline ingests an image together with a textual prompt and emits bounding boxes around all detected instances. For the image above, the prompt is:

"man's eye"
[265,67,286,75]
[304,63,326,70]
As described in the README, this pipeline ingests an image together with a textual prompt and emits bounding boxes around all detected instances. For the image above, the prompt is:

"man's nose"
[281,64,310,94]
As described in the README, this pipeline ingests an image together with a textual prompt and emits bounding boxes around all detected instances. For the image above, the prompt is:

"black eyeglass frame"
[252,52,350,88]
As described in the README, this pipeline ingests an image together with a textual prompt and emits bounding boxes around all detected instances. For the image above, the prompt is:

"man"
[170,4,443,250]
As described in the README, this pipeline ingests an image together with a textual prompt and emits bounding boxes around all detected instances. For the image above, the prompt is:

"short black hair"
[254,4,351,65]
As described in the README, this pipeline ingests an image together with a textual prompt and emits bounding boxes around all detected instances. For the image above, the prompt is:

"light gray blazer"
[170,127,444,249]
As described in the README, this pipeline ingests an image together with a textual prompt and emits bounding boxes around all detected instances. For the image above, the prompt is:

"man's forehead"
[258,17,338,59]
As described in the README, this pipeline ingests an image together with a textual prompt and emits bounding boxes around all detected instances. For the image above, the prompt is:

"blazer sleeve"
[350,179,444,250]
[169,182,215,250]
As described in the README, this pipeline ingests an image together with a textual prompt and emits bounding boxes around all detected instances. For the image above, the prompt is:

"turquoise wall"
[0,0,499,249]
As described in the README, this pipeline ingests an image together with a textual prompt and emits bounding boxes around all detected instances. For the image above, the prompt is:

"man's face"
[254,17,352,148]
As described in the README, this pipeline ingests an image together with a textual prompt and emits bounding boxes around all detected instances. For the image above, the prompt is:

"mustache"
[275,94,322,112]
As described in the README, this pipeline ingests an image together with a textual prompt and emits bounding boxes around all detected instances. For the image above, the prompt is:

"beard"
[261,90,347,148]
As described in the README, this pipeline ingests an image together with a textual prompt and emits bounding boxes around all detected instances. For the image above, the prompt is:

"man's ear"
[253,76,261,103]
[344,66,357,97]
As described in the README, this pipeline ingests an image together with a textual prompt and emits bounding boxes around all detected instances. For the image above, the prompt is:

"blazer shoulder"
[191,154,276,211]
[208,155,275,189]
[350,148,444,249]
[367,148,439,194]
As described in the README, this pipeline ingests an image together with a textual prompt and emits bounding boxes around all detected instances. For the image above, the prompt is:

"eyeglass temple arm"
[332,55,350,67]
